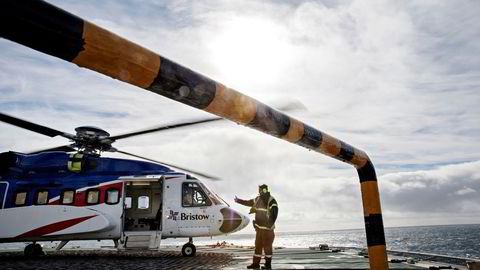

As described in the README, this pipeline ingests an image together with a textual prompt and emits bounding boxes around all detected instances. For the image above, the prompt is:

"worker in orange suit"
[235,184,278,269]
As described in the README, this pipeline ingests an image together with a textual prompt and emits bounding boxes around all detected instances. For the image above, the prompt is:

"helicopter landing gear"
[181,237,196,257]
[24,242,44,257]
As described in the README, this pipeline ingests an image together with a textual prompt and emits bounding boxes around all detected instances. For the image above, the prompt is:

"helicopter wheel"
[24,243,44,257]
[24,244,34,256]
[181,242,196,257]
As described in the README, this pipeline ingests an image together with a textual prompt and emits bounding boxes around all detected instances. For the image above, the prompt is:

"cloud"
[455,187,476,196]
[380,161,480,225]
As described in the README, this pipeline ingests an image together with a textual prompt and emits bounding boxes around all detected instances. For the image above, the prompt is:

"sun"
[208,17,292,89]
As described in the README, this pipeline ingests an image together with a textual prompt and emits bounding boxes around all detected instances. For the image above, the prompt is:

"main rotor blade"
[109,103,304,142]
[0,112,75,139]
[116,149,221,181]
[275,100,308,113]
[28,145,76,154]
[109,117,222,141]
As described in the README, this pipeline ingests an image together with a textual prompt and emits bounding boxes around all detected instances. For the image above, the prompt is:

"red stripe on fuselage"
[15,215,97,238]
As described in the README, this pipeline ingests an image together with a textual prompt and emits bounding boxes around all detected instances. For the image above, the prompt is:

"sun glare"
[208,17,292,88]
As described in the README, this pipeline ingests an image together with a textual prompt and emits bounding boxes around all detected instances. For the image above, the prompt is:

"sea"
[1,224,479,260]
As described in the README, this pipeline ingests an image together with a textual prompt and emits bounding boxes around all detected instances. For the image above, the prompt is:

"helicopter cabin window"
[35,190,49,205]
[182,182,211,207]
[106,189,120,205]
[14,191,27,206]
[61,190,75,205]
[86,189,100,205]
[138,196,149,209]
[125,197,132,209]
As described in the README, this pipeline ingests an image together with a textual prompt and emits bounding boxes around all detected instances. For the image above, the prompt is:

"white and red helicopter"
[0,112,249,257]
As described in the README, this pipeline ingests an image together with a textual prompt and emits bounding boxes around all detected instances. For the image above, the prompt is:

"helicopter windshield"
[198,182,228,206]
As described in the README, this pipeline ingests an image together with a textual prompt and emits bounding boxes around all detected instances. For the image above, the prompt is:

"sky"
[1,0,479,233]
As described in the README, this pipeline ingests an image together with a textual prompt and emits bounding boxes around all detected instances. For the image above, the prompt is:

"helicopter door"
[0,182,7,209]
[162,178,212,238]
[162,178,181,237]
[121,181,163,249]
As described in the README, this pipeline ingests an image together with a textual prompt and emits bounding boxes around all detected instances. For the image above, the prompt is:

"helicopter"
[0,112,250,257]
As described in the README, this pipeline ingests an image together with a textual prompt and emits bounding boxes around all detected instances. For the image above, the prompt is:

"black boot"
[262,257,272,269]
[248,255,261,269]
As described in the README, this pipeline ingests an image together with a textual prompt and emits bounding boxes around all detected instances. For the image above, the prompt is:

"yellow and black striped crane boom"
[0,1,388,269]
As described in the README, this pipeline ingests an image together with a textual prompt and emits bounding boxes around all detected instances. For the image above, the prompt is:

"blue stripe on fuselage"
[0,151,173,209]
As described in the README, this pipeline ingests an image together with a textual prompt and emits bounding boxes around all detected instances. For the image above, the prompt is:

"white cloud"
[379,161,480,227]
[455,187,476,196]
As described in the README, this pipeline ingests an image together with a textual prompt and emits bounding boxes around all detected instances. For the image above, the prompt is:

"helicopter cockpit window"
[106,189,119,205]
[86,189,100,205]
[15,191,27,206]
[198,182,223,205]
[61,190,75,205]
[35,190,49,205]
[182,182,211,207]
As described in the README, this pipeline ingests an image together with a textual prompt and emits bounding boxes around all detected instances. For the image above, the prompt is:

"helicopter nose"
[219,207,250,233]
[240,212,250,230]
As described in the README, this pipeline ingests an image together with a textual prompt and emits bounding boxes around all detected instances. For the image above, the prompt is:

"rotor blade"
[0,112,75,139]
[109,117,223,141]
[116,149,221,181]
[28,145,76,154]
[109,103,304,142]
[275,100,308,113]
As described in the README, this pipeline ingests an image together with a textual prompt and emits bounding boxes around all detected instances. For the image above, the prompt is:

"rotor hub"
[73,126,112,153]
[75,126,110,138]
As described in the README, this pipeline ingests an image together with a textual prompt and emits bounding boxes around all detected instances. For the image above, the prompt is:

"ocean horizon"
[1,223,478,260]
[233,222,480,235]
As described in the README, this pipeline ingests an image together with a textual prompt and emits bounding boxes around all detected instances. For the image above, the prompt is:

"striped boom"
[0,1,388,269]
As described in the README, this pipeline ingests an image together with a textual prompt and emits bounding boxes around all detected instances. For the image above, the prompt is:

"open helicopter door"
[162,176,181,238]
[119,176,163,250]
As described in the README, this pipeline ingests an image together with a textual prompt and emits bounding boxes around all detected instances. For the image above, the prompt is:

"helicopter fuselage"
[0,151,249,250]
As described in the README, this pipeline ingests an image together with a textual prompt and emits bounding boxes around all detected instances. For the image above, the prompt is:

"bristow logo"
[168,211,209,221]
[180,213,209,221]
[168,210,179,220]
